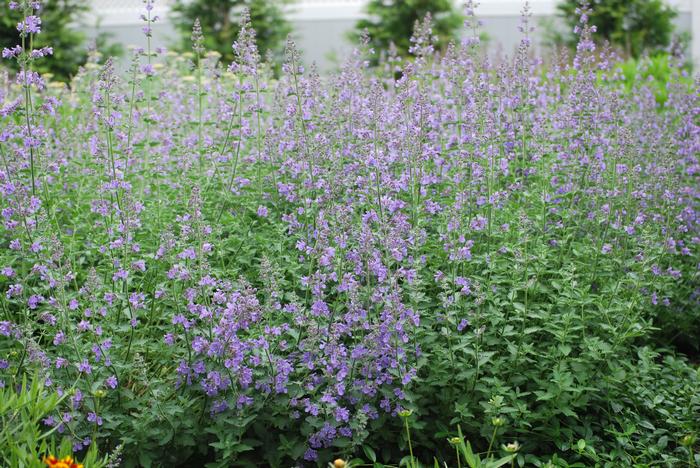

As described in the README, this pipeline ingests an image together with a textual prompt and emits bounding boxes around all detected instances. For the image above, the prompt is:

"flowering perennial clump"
[0,0,698,466]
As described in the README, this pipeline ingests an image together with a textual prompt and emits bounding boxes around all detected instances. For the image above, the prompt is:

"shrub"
[0,0,120,81]
[352,0,462,60]
[556,0,677,58]
[170,0,292,65]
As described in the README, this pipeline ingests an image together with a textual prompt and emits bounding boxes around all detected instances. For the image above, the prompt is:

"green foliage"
[2,0,77,81]
[374,223,700,466]
[352,0,462,60]
[0,375,107,467]
[613,53,694,107]
[326,194,700,466]
[453,429,516,468]
[556,0,677,58]
[171,0,292,65]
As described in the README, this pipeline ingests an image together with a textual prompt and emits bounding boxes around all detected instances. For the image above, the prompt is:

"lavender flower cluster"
[0,0,698,464]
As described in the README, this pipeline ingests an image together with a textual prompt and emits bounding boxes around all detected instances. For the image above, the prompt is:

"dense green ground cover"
[1,1,699,467]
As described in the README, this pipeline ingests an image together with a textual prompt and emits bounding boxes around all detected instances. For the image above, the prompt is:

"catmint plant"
[0,1,698,466]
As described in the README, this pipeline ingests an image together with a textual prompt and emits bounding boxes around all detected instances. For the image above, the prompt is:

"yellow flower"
[333,459,346,468]
[42,454,84,468]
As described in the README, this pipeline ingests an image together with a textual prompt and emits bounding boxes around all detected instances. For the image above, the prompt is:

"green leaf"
[363,445,377,463]
[485,455,516,468]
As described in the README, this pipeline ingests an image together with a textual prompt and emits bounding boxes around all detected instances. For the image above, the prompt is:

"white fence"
[85,0,699,69]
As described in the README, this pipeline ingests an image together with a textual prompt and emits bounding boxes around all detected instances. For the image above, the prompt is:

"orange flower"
[42,454,84,468]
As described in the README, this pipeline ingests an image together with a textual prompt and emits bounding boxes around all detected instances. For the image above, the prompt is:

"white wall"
[693,0,700,68]
[83,0,698,71]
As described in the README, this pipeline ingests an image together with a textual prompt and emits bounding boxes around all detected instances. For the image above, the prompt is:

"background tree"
[556,0,677,58]
[171,0,292,65]
[0,0,121,81]
[1,0,85,81]
[352,0,462,60]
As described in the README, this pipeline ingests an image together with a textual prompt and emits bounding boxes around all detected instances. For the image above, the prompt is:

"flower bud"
[503,441,520,453]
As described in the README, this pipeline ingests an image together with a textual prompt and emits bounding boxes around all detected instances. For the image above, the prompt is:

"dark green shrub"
[171,0,292,65]
[352,0,462,60]
[556,0,677,58]
[0,0,116,81]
